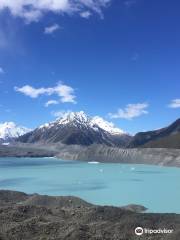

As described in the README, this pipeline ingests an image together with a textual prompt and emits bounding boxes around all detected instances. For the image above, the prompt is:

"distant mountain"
[0,122,31,144]
[18,111,131,147]
[128,118,180,148]
[143,132,180,149]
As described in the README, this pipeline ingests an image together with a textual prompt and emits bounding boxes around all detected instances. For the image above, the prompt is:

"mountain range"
[128,118,180,149]
[17,111,131,147]
[0,122,31,144]
[0,112,180,149]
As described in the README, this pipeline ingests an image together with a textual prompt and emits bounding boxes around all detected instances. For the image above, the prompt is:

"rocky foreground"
[0,190,180,240]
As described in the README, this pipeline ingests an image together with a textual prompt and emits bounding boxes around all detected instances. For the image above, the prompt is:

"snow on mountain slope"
[39,111,125,135]
[18,111,130,146]
[91,116,125,135]
[57,111,90,126]
[0,122,31,142]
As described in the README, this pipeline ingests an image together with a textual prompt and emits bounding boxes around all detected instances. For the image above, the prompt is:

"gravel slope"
[0,190,180,240]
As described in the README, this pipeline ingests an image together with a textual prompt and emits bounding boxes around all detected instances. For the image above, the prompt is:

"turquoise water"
[0,157,180,213]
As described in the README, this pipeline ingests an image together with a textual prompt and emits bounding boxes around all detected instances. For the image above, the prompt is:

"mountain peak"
[20,111,130,146]
[40,111,125,136]
[57,111,89,125]
[0,122,31,142]
[1,122,16,128]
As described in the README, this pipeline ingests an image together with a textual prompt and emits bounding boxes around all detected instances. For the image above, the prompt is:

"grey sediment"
[0,143,180,168]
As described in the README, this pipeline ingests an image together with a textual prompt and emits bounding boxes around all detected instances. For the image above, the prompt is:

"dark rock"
[0,190,179,240]
[128,118,180,148]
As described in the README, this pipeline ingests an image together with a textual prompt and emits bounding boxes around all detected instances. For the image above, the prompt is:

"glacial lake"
[0,157,180,213]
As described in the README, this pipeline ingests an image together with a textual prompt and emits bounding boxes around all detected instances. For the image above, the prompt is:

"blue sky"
[0,0,180,134]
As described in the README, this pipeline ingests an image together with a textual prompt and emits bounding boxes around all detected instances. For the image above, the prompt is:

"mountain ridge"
[1,114,180,149]
[18,111,131,147]
[0,122,31,144]
[128,118,180,148]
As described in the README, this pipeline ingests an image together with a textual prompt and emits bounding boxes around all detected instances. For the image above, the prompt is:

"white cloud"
[0,0,112,23]
[0,67,4,74]
[168,99,180,109]
[109,103,149,120]
[44,23,60,34]
[14,83,76,104]
[14,85,47,98]
[80,11,91,19]
[55,84,76,103]
[45,100,59,107]
[52,110,71,118]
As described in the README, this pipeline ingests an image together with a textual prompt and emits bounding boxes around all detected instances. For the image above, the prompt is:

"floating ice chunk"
[88,161,100,164]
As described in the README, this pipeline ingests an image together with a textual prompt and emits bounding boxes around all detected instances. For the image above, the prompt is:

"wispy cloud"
[52,110,71,118]
[44,24,60,34]
[0,0,112,23]
[109,103,149,120]
[168,99,180,109]
[0,15,24,52]
[80,11,92,19]
[14,83,77,104]
[0,67,4,74]
[45,100,59,107]
[124,0,137,8]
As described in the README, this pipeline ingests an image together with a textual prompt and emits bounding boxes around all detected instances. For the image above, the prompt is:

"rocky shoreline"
[0,190,180,240]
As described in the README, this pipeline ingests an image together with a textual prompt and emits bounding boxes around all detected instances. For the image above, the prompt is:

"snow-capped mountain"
[0,122,31,143]
[18,111,131,147]
[90,116,125,135]
[39,111,90,130]
[39,111,125,134]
